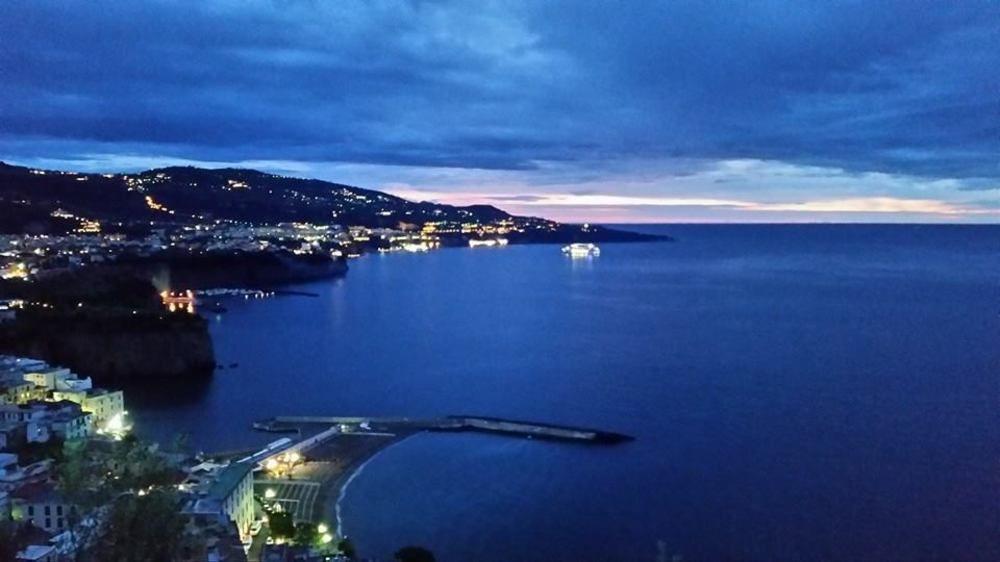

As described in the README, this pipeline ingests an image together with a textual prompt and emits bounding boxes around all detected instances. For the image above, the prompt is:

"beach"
[253,423,420,538]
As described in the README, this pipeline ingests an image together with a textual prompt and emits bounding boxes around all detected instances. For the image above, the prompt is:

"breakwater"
[257,415,634,444]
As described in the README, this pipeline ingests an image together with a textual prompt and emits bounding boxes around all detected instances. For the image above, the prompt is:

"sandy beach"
[267,428,419,534]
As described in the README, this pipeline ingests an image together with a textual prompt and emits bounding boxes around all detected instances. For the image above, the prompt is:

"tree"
[338,537,358,559]
[108,435,174,492]
[268,511,295,540]
[293,522,317,547]
[95,489,185,562]
[57,440,107,562]
[0,521,24,561]
[395,545,436,562]
[170,432,190,455]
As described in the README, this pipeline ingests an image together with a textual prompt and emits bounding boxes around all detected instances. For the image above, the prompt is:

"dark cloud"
[0,0,997,182]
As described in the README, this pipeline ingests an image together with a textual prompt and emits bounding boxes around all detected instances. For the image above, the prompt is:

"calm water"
[129,225,1000,562]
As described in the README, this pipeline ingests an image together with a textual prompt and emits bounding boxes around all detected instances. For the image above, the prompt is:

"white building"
[12,482,75,535]
[21,367,75,390]
[0,403,91,442]
[184,462,256,544]
[22,367,93,393]
[51,388,123,429]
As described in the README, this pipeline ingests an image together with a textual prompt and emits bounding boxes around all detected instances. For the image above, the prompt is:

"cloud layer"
[1,1,997,221]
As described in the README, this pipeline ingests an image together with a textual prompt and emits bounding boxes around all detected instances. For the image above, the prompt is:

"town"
[0,161,652,285]
[0,218,528,283]
[0,353,358,562]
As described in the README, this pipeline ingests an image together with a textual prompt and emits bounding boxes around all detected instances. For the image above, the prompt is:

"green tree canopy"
[293,522,318,547]
[108,435,175,492]
[268,510,295,540]
[339,537,357,559]
[95,489,186,562]
[0,521,27,561]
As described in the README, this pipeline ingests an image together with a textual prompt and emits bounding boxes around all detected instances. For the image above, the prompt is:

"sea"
[127,224,1000,562]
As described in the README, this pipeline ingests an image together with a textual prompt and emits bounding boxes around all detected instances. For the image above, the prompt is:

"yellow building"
[51,388,124,429]
[0,381,37,405]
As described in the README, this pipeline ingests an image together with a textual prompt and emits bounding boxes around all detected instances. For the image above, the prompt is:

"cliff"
[114,250,348,290]
[0,308,215,380]
[0,251,346,381]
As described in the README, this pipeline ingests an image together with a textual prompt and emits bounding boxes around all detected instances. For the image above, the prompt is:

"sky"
[1,1,997,223]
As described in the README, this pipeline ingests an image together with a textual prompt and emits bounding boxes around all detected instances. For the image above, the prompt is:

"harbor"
[252,415,634,444]
[243,415,634,549]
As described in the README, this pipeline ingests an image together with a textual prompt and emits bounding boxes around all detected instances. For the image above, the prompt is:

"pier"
[244,415,633,530]
[255,415,634,445]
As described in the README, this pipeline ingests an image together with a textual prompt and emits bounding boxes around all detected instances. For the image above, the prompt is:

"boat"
[401,242,431,252]
[468,238,509,248]
[562,243,601,257]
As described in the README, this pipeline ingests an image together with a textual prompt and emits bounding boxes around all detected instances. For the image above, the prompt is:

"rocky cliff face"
[0,310,215,381]
[0,251,347,382]
[0,268,215,381]
[130,250,348,290]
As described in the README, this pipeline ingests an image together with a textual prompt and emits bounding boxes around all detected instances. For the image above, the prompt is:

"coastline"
[302,430,420,537]
[274,414,634,540]
[326,433,414,538]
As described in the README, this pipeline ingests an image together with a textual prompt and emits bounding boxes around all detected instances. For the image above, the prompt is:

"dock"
[255,415,634,444]
[244,415,633,530]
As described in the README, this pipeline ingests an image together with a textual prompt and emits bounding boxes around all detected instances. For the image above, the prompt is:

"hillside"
[0,162,663,242]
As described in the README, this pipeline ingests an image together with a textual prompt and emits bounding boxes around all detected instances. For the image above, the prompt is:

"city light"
[95,411,131,440]
[264,488,276,499]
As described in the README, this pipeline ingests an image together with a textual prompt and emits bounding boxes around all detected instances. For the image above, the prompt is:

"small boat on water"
[562,243,601,257]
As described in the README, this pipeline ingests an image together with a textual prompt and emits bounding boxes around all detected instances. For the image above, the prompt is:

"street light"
[317,523,328,534]
[264,488,276,499]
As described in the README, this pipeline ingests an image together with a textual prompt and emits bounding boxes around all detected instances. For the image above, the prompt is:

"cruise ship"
[562,243,601,257]
[468,238,509,248]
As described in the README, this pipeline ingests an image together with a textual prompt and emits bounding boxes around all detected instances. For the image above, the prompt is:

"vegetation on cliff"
[0,267,213,381]
[114,249,348,290]
[0,250,350,380]
[0,306,216,380]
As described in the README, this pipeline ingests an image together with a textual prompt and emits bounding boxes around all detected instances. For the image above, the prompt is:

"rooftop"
[206,461,253,501]
[11,481,63,503]
[17,544,56,561]
[0,452,17,467]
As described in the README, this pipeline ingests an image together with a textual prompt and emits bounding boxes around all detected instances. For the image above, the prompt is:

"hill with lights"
[0,162,663,243]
